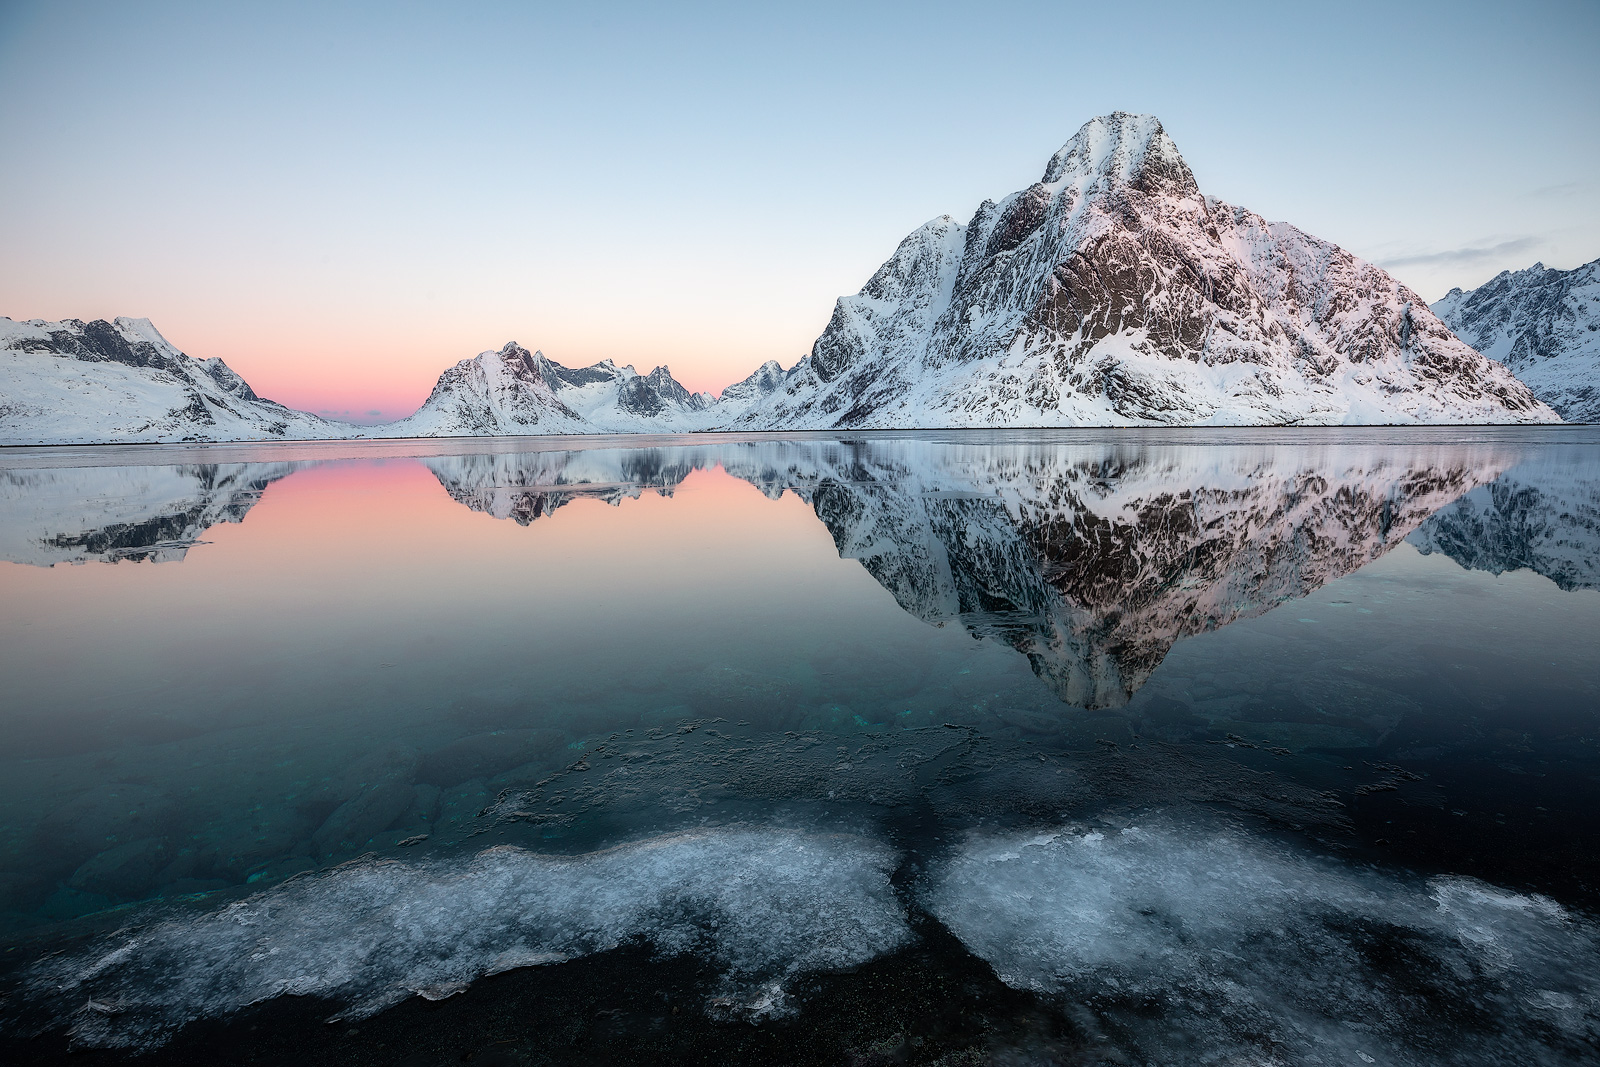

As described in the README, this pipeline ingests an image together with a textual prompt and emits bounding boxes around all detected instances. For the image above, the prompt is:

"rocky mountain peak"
[1433,256,1600,422]
[1040,112,1197,197]
[656,367,715,411]
[717,359,788,409]
[487,342,548,383]
[730,112,1554,429]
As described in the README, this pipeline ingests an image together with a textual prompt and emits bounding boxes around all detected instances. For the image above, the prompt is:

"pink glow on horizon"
[129,317,801,425]
[4,4,1596,428]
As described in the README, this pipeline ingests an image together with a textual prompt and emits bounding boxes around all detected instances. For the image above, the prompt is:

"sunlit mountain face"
[2,428,1598,1066]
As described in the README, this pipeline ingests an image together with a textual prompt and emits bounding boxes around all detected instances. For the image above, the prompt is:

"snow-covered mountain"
[716,360,785,409]
[374,343,707,437]
[728,113,1556,429]
[374,343,785,438]
[1432,258,1600,423]
[0,317,340,444]
[1,114,1566,444]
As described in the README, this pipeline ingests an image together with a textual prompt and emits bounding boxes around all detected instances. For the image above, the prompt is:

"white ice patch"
[925,822,1600,1065]
[32,828,909,1048]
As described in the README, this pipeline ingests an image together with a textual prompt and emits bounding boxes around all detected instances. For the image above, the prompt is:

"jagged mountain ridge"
[0,323,788,444]
[729,113,1555,429]
[0,317,338,444]
[1432,258,1600,423]
[371,344,782,438]
[0,115,1567,444]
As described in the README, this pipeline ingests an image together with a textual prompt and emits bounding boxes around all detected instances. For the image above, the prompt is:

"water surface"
[2,428,1597,1065]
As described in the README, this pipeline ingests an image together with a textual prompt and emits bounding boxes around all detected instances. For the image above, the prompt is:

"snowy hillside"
[728,113,1556,429]
[0,317,341,444]
[1432,258,1600,423]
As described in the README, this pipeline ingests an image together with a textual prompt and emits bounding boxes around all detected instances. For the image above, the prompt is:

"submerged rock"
[312,744,422,859]
[68,837,173,900]
[417,729,567,789]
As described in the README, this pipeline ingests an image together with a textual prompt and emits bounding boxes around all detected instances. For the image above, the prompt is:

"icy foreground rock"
[731,113,1555,428]
[1433,257,1600,422]
[0,317,339,444]
[27,828,908,1048]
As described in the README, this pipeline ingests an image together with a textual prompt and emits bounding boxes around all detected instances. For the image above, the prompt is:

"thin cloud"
[1377,237,1541,271]
[1527,180,1592,200]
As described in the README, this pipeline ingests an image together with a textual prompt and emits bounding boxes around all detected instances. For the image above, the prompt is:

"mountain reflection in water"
[422,438,1521,709]
[7,434,1594,707]
[1,430,1597,1066]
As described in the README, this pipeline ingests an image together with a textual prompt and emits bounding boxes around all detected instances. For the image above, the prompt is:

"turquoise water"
[1,429,1597,1064]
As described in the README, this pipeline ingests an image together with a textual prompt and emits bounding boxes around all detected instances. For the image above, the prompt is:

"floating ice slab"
[29,828,909,1048]
[925,821,1600,1064]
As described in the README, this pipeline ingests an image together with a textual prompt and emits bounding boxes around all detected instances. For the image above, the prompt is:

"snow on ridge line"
[1432,256,1600,423]
[27,827,909,1049]
[726,112,1559,430]
[0,110,1573,442]
[0,315,341,445]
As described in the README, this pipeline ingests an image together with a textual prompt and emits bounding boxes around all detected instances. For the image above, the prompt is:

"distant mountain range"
[2,113,1585,445]
[373,342,784,437]
[1433,257,1600,423]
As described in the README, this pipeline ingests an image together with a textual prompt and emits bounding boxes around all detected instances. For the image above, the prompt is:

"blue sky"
[1,0,1595,418]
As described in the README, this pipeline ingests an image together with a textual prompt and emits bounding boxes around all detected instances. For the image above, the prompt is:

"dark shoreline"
[2,917,1080,1067]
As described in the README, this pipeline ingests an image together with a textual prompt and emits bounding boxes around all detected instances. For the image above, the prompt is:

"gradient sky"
[2,1,1596,422]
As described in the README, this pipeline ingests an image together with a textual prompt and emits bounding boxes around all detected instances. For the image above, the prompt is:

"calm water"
[1,428,1598,1065]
